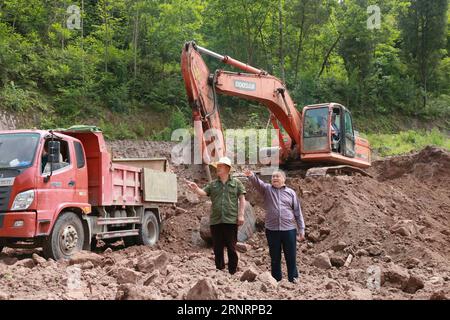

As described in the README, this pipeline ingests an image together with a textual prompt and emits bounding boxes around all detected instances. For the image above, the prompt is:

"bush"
[0,82,49,112]
[99,119,137,140]
[421,94,450,121]
[151,108,188,141]
[367,129,450,157]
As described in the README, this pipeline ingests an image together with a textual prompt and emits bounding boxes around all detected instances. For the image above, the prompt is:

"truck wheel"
[138,211,160,246]
[0,246,3,254]
[43,211,84,260]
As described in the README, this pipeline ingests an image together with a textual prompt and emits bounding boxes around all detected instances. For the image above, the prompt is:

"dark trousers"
[265,229,298,282]
[210,223,238,274]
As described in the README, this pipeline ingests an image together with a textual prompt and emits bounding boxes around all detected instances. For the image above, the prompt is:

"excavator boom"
[181,41,302,163]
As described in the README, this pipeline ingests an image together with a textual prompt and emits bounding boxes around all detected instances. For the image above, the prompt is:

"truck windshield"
[0,133,40,169]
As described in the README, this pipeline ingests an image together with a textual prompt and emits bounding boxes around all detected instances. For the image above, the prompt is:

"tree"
[0,0,448,135]
[399,0,448,108]
[285,0,330,83]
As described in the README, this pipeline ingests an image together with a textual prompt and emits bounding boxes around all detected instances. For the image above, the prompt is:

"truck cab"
[0,130,88,238]
[0,127,177,260]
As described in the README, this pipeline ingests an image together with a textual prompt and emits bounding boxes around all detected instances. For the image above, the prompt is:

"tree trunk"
[242,3,253,64]
[259,29,272,73]
[278,0,285,83]
[318,34,341,78]
[103,0,109,73]
[62,1,66,50]
[294,0,308,84]
[133,5,139,80]
[420,11,427,110]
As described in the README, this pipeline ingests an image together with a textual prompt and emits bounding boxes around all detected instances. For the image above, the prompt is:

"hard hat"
[211,156,232,169]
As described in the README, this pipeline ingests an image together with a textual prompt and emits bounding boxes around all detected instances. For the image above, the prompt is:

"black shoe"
[289,278,299,284]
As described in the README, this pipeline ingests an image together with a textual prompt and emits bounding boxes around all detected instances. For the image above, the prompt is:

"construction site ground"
[0,142,449,300]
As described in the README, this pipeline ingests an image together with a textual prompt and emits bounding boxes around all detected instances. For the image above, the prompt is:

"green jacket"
[203,177,246,225]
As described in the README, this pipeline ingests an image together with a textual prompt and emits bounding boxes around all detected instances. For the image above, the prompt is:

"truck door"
[343,110,356,158]
[73,141,88,204]
[36,138,76,234]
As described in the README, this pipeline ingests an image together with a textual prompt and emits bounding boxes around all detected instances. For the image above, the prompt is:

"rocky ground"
[0,144,449,300]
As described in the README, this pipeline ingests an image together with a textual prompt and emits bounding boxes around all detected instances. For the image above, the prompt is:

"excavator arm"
[181,41,302,164]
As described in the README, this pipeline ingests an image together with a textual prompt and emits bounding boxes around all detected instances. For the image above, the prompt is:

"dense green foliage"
[0,0,448,139]
[366,129,450,156]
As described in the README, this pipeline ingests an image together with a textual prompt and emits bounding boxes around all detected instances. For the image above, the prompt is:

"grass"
[364,129,450,157]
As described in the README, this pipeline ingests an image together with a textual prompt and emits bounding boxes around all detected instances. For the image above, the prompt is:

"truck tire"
[137,211,160,246]
[43,211,84,260]
[0,246,3,254]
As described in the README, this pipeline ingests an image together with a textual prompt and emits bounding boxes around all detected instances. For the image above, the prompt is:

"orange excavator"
[181,41,371,176]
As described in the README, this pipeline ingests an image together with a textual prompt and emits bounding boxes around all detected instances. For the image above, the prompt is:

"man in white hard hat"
[187,157,246,274]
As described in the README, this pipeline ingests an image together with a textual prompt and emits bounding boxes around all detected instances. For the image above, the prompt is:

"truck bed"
[111,162,177,205]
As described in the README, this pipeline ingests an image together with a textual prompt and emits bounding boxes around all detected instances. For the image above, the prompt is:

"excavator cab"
[330,105,355,158]
[300,103,370,169]
[302,105,330,153]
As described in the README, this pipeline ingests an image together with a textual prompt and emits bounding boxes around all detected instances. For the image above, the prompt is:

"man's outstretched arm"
[243,169,268,195]
[186,180,208,197]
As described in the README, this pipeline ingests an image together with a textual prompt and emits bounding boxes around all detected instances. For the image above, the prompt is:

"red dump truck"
[0,126,177,260]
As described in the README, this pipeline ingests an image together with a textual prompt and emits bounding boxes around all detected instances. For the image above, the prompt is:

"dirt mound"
[297,174,449,264]
[1,146,449,300]
[371,146,450,184]
[156,145,450,299]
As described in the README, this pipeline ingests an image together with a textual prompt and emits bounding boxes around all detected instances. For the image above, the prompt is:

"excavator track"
[305,165,372,178]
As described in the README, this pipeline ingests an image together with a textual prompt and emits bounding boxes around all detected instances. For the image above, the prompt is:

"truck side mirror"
[48,140,60,163]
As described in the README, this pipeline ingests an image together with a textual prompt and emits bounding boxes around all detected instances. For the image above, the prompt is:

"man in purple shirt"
[244,169,305,283]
